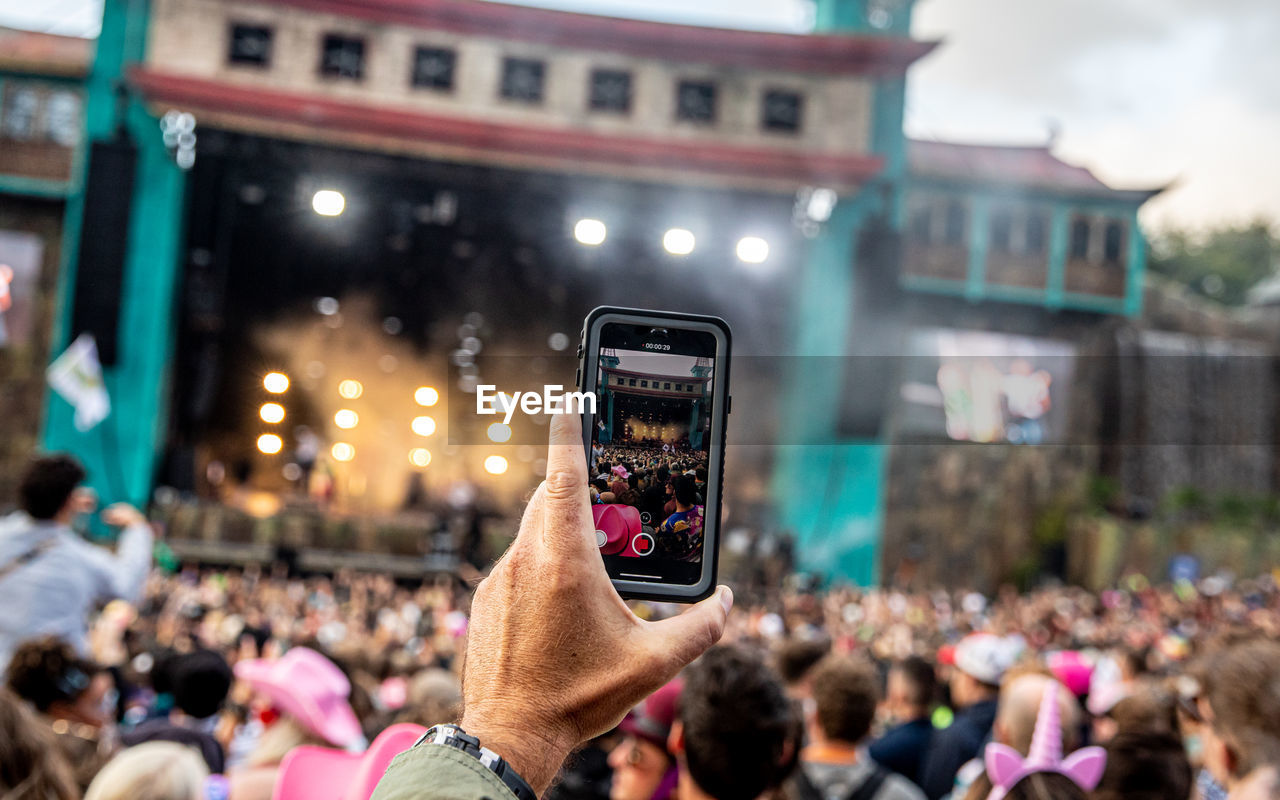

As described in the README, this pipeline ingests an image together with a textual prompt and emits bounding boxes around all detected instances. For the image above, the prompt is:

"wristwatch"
[413,724,539,800]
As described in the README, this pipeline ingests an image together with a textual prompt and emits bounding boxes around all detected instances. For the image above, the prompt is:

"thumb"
[645,586,733,669]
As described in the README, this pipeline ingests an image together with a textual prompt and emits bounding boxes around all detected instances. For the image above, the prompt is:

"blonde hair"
[84,742,208,800]
[245,715,327,768]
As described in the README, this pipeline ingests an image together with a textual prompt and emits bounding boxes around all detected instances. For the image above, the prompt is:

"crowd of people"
[4,440,1280,800]
[589,443,710,561]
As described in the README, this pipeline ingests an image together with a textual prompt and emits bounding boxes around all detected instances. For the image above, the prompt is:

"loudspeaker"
[70,138,137,366]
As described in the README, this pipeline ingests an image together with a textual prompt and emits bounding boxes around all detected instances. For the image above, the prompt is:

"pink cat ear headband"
[984,682,1107,800]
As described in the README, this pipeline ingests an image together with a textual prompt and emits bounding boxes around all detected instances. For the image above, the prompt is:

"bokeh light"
[256,434,283,454]
[411,416,437,436]
[663,228,696,256]
[338,379,363,399]
[487,422,512,443]
[574,218,607,246]
[484,455,509,475]
[414,386,439,406]
[736,236,769,264]
[331,442,355,461]
[312,189,345,216]
[334,409,359,429]
[409,448,432,468]
[259,403,285,424]
[263,372,289,393]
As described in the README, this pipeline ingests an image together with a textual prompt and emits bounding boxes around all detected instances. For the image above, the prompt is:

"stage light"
[334,409,358,429]
[257,434,283,454]
[484,455,509,475]
[414,386,439,406]
[338,379,363,399]
[487,422,512,443]
[663,228,696,256]
[411,415,436,436]
[574,218,607,246]
[259,403,285,424]
[263,372,289,393]
[409,448,432,468]
[736,237,769,264]
[312,189,345,216]
[331,442,355,462]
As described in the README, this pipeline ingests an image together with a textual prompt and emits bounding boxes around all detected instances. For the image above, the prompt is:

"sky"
[4,0,1278,234]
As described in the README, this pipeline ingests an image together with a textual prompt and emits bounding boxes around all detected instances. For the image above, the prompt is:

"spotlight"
[409,448,432,468]
[411,416,436,436]
[736,236,769,264]
[484,455,509,475]
[663,228,696,256]
[334,409,359,429]
[259,403,285,424]
[263,372,289,393]
[574,219,607,246]
[331,442,355,462]
[338,379,363,399]
[256,434,283,454]
[487,423,512,443]
[312,190,345,217]
[414,386,439,407]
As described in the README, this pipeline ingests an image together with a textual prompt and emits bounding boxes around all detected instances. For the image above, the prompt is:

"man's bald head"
[995,674,1081,753]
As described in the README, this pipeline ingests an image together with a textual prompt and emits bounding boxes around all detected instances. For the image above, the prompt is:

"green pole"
[42,0,187,508]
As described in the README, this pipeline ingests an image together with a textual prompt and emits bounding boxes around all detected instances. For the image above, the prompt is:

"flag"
[47,333,111,431]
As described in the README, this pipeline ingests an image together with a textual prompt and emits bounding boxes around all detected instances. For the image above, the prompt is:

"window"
[990,210,1013,253]
[1104,221,1125,263]
[501,58,545,103]
[761,89,803,133]
[676,80,717,124]
[1025,213,1047,254]
[320,34,365,80]
[629,379,636,387]
[228,24,273,67]
[640,380,649,388]
[44,91,81,147]
[412,47,456,90]
[664,382,671,390]
[943,200,966,245]
[589,69,632,113]
[1,86,40,140]
[909,205,933,244]
[1070,219,1091,260]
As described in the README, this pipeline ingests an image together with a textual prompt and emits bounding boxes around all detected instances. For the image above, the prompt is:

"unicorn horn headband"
[984,682,1107,800]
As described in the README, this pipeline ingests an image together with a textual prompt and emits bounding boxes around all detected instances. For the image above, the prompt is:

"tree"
[1149,219,1278,306]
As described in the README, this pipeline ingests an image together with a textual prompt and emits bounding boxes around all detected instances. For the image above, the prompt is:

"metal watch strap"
[414,724,539,800]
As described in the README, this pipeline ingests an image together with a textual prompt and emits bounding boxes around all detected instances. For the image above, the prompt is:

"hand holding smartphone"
[577,306,730,602]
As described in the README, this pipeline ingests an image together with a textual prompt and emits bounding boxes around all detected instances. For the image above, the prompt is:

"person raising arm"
[372,413,734,800]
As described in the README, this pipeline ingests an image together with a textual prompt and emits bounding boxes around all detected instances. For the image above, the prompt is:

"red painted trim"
[130,68,885,184]
[258,0,937,75]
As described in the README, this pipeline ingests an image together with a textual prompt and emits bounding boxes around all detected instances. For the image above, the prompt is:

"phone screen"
[588,322,718,587]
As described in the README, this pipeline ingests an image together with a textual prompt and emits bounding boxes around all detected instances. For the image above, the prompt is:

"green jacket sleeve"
[370,744,519,800]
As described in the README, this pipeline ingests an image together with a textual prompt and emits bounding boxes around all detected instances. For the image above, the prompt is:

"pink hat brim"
[272,724,426,800]
[235,658,363,747]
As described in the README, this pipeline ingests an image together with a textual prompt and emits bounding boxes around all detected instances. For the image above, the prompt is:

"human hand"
[102,503,147,528]
[460,414,732,794]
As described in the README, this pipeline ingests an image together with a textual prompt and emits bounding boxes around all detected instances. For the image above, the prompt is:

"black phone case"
[577,305,731,603]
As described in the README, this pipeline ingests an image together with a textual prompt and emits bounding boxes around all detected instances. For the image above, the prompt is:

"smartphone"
[577,306,731,603]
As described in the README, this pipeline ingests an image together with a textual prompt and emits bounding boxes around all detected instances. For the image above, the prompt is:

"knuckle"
[543,469,581,500]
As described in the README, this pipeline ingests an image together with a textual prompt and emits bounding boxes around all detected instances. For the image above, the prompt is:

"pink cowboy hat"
[235,647,363,748]
[272,723,426,800]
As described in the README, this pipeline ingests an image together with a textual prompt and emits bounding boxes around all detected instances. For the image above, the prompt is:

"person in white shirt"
[0,454,152,670]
